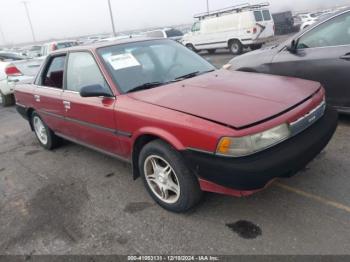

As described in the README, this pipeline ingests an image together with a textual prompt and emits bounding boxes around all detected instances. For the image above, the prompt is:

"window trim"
[64,50,114,96]
[36,53,67,90]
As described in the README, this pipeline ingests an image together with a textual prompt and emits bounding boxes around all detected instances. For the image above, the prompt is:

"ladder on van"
[194,2,270,20]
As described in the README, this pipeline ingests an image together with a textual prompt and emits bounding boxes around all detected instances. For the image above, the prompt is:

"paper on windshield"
[108,53,140,70]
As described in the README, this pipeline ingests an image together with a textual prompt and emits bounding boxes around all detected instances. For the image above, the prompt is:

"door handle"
[63,101,71,110]
[34,95,40,102]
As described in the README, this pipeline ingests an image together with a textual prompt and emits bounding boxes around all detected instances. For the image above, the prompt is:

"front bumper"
[182,107,338,191]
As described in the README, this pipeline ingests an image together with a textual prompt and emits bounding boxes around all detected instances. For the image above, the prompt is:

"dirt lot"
[1,41,350,255]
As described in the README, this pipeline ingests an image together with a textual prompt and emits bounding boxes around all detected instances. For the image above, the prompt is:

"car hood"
[229,46,279,70]
[129,70,320,129]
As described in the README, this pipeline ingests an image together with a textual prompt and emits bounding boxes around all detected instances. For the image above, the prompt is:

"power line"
[107,0,117,37]
[22,1,36,42]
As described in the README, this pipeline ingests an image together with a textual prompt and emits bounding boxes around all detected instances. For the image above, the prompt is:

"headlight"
[216,124,291,157]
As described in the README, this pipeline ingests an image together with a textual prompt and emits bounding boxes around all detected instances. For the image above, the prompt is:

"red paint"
[14,40,325,197]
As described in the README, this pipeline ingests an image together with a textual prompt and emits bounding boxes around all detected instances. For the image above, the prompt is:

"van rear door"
[253,9,275,40]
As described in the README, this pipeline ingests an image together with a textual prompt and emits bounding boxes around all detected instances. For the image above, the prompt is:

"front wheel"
[139,140,203,213]
[31,112,61,150]
[229,40,243,55]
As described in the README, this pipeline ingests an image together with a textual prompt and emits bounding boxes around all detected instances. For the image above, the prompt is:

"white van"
[182,3,275,55]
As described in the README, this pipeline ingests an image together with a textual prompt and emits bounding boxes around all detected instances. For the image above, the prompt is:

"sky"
[0,0,350,45]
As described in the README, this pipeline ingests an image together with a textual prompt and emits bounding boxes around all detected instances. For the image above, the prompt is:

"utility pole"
[206,0,210,14]
[107,0,117,36]
[22,1,36,42]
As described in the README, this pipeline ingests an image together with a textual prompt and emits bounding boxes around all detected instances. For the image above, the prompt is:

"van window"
[262,10,272,21]
[254,11,263,22]
[192,22,201,32]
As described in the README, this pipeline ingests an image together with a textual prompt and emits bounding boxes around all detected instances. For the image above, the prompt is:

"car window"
[192,22,201,32]
[66,52,110,93]
[146,31,164,38]
[297,12,350,49]
[262,10,272,21]
[165,29,183,38]
[98,39,215,94]
[42,56,66,89]
[254,11,263,22]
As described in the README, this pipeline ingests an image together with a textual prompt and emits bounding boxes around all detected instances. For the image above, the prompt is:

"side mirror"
[80,84,113,98]
[286,40,298,54]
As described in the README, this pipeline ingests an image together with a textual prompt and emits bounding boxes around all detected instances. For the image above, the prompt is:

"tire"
[207,49,216,54]
[185,44,199,53]
[229,40,243,55]
[139,140,203,213]
[1,93,15,107]
[31,112,61,150]
[250,44,263,50]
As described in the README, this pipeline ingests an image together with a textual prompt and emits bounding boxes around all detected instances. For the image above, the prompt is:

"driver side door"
[270,11,350,109]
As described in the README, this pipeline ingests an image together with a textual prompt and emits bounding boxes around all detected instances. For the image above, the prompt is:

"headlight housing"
[216,124,291,157]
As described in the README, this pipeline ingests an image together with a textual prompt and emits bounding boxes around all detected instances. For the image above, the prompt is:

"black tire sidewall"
[138,140,202,213]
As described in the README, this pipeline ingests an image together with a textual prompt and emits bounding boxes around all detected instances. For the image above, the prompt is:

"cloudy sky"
[0,0,349,45]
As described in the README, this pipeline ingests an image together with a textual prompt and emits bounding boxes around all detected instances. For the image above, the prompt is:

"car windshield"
[97,39,215,94]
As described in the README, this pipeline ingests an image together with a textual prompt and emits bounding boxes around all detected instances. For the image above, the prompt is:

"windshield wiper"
[175,69,215,81]
[126,82,164,93]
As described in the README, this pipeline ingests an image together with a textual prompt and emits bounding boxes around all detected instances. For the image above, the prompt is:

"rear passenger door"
[33,55,66,133]
[61,51,120,154]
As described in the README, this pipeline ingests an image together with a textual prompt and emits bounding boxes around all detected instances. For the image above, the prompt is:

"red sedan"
[15,38,338,212]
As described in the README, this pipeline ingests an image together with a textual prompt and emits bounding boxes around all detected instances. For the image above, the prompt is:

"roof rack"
[194,2,270,20]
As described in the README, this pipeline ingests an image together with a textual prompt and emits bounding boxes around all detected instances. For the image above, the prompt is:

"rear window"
[254,11,263,22]
[165,29,183,38]
[56,42,78,49]
[262,10,272,21]
[146,31,165,38]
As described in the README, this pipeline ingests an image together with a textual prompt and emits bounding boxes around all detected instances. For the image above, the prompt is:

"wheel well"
[228,39,240,47]
[132,134,161,180]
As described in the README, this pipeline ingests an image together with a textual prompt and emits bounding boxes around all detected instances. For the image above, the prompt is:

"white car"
[0,52,43,106]
[181,3,275,55]
[143,28,184,41]
[40,40,79,57]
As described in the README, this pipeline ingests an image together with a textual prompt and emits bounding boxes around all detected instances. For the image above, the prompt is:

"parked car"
[15,38,337,212]
[0,52,43,106]
[41,40,79,57]
[272,11,298,35]
[181,3,275,55]
[228,9,350,114]
[143,28,184,41]
[26,45,43,58]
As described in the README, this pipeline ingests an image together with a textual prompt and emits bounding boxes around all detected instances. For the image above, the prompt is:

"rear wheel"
[1,93,15,107]
[139,140,203,213]
[31,112,61,150]
[229,40,243,55]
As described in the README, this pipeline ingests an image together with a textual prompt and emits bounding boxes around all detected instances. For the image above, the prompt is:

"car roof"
[50,37,162,54]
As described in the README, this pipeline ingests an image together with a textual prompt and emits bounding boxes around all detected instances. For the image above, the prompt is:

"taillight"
[5,64,23,76]
[253,27,257,34]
